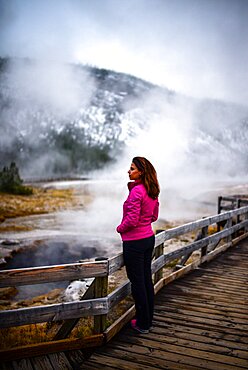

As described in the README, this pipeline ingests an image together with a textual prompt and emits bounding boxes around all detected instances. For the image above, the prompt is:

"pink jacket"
[116,180,159,241]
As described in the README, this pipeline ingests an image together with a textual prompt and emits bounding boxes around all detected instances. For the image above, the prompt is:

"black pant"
[123,235,155,330]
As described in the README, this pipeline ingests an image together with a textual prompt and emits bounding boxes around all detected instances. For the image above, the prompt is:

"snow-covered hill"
[0,57,247,180]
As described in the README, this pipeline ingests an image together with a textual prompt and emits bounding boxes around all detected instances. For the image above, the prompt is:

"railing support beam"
[94,258,108,334]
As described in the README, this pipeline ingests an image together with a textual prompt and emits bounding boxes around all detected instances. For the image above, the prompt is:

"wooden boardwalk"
[82,238,248,370]
[1,239,247,369]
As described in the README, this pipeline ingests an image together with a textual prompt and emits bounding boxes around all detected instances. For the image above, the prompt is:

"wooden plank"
[196,270,248,283]
[155,294,248,318]
[156,297,248,319]
[160,291,248,313]
[118,330,243,359]
[104,305,135,343]
[83,361,118,369]
[115,333,248,368]
[153,312,247,337]
[149,324,248,354]
[165,268,247,288]
[107,281,131,310]
[0,297,108,328]
[30,355,54,370]
[153,320,248,346]
[12,359,33,370]
[104,340,241,370]
[170,276,248,295]
[186,275,248,291]
[154,260,201,295]
[191,270,248,287]
[154,310,248,334]
[85,347,198,370]
[151,319,248,345]
[158,285,248,310]
[154,230,166,247]
[175,280,248,298]
[108,253,124,274]
[151,253,166,274]
[163,286,248,308]
[120,330,248,362]
[153,305,248,330]
[64,350,86,369]
[0,260,108,288]
[48,352,73,370]
[0,335,104,362]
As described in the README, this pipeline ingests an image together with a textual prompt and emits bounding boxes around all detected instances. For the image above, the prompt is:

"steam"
[4,58,94,119]
[0,58,96,176]
[101,89,248,221]
[0,0,248,229]
[6,59,93,116]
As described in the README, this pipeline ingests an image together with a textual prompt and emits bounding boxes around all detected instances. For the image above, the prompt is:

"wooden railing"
[218,195,248,213]
[0,204,248,360]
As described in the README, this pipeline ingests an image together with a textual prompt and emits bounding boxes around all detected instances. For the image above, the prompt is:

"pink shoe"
[131,319,149,334]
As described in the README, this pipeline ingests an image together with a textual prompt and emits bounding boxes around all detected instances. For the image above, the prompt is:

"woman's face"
[128,162,142,181]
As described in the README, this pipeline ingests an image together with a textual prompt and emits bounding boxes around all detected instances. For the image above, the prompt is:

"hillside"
[0,58,248,180]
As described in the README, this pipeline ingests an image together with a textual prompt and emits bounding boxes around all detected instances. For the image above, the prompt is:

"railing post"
[94,257,108,334]
[245,209,248,233]
[200,225,209,257]
[217,196,222,231]
[236,198,241,227]
[154,230,164,284]
[225,215,233,244]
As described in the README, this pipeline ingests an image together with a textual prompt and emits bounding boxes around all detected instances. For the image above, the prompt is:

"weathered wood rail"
[218,195,248,213]
[0,203,248,364]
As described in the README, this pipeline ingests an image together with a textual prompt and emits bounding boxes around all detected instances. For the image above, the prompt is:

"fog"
[1,0,248,239]
[6,59,94,116]
[1,0,248,105]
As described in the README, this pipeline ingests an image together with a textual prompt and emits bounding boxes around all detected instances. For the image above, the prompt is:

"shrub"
[0,162,33,195]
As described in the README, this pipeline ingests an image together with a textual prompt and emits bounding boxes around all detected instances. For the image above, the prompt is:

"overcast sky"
[0,0,247,106]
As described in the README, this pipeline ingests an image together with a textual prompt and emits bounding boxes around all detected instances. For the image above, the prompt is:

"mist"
[100,88,248,222]
[1,0,248,105]
[1,0,248,230]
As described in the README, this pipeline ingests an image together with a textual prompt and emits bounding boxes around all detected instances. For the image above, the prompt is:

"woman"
[116,156,160,333]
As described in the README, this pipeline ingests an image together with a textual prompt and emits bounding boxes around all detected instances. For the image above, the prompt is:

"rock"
[0,286,18,299]
[1,239,20,246]
[61,279,94,302]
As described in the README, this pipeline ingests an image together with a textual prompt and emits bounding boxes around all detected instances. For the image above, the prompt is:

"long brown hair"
[132,156,160,199]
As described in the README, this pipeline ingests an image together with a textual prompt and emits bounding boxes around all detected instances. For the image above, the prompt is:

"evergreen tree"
[0,162,33,195]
